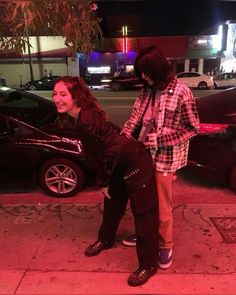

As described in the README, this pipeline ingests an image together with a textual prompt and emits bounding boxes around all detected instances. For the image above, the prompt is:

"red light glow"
[122,25,128,53]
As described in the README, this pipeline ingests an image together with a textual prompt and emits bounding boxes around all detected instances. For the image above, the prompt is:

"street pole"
[24,12,34,81]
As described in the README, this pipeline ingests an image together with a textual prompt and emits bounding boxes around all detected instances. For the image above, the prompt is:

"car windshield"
[0,87,57,128]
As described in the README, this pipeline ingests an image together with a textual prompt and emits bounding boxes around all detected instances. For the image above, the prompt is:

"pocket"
[124,169,157,213]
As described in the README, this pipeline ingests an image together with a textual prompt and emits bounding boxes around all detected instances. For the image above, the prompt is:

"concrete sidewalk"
[0,187,236,295]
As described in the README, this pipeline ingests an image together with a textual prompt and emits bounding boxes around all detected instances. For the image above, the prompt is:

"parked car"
[0,86,101,197]
[176,72,214,89]
[107,75,144,91]
[213,72,236,89]
[188,87,236,192]
[24,75,60,91]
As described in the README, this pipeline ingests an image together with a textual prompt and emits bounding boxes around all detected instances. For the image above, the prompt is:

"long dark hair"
[134,45,173,90]
[53,76,107,129]
[54,76,107,120]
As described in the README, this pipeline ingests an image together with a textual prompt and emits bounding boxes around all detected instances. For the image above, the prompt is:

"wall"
[0,60,67,87]
[0,36,69,87]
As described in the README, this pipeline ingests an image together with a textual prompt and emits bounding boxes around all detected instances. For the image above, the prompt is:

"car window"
[177,73,185,78]
[216,74,223,79]
[221,73,236,80]
[41,76,58,82]
[2,91,38,108]
[177,72,200,78]
[0,91,38,122]
[0,89,57,128]
[224,73,231,80]
[40,77,49,82]
[189,73,199,77]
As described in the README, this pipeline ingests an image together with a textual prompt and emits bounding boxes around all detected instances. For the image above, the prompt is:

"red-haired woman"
[52,76,159,287]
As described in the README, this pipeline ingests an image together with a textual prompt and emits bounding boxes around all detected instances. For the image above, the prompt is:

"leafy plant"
[0,0,102,55]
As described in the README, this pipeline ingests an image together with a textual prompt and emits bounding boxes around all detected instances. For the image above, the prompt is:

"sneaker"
[122,234,137,247]
[158,248,172,269]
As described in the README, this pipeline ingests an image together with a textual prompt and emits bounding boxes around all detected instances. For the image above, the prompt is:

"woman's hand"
[101,186,111,199]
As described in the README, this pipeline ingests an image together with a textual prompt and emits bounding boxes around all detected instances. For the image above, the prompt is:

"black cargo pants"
[98,139,159,269]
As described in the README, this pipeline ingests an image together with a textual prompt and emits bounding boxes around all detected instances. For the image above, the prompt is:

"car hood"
[14,134,85,157]
[196,87,236,124]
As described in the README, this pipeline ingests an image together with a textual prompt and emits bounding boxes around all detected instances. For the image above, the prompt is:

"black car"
[101,73,144,91]
[188,87,236,192]
[0,86,100,197]
[108,75,144,91]
[24,75,60,91]
[0,77,6,86]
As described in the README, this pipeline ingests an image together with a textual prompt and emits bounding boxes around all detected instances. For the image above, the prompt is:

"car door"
[0,114,37,185]
[177,72,197,88]
[188,88,236,181]
[222,73,233,88]
[227,73,236,88]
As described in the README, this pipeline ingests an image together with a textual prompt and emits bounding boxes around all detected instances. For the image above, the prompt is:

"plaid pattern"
[121,77,200,172]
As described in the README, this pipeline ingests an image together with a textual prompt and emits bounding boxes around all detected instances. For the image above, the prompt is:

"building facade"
[0,22,235,87]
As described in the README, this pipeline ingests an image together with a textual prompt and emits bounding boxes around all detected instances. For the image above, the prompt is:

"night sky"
[97,0,236,37]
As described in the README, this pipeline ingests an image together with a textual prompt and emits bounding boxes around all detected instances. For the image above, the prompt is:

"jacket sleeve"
[121,90,146,137]
[77,110,119,187]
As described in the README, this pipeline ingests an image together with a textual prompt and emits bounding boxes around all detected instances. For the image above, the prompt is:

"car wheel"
[29,85,37,91]
[111,82,122,91]
[229,165,236,192]
[197,81,208,89]
[39,158,85,197]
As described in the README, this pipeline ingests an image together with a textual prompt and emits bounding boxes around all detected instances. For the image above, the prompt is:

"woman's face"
[52,81,78,116]
[142,72,154,86]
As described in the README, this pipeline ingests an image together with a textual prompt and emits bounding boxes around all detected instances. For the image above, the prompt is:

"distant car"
[0,86,101,197]
[0,77,6,86]
[24,75,60,91]
[101,75,144,91]
[176,72,214,89]
[188,87,236,192]
[213,72,236,89]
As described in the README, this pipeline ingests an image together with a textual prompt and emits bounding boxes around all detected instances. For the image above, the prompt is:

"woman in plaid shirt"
[121,45,200,269]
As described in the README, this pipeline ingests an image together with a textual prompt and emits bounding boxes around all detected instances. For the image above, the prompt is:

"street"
[33,89,224,127]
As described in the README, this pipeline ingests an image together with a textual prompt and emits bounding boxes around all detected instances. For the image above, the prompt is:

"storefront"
[1,27,233,87]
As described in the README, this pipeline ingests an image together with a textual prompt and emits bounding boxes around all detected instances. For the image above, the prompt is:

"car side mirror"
[0,129,12,140]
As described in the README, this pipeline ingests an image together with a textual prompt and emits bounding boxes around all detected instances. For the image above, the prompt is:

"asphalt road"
[33,89,224,127]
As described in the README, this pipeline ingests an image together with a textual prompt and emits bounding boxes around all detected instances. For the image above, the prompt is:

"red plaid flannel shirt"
[121,77,200,172]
